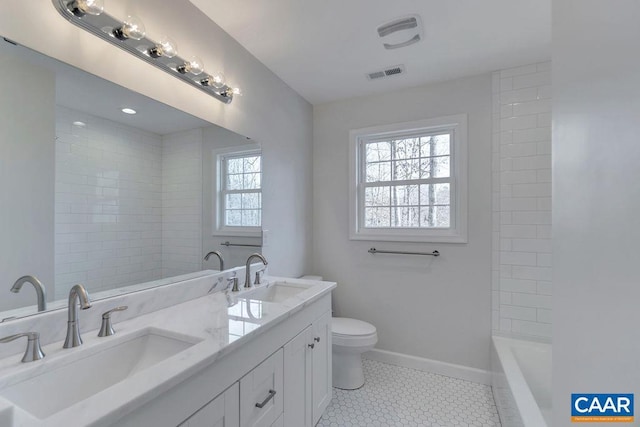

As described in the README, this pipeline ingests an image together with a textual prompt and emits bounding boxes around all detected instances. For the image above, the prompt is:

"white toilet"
[300,276,378,390]
[331,317,378,390]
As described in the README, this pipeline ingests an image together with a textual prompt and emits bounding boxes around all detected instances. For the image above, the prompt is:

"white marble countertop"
[0,276,335,427]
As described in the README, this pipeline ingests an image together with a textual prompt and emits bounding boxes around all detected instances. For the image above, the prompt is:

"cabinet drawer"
[179,383,239,427]
[240,349,284,427]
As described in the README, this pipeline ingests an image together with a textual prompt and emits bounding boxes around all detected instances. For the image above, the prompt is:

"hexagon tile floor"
[317,359,501,427]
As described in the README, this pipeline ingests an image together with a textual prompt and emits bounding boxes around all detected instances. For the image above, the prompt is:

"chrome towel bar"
[220,241,261,248]
[368,248,440,257]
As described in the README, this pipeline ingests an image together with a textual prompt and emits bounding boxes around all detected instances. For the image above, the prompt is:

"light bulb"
[211,71,225,89]
[232,87,243,97]
[178,56,204,75]
[68,0,104,17]
[114,15,146,40]
[188,56,204,75]
[200,75,214,87]
[149,36,178,58]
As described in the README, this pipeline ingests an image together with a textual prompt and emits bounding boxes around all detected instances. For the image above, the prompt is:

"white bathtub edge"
[363,348,491,385]
[492,336,548,427]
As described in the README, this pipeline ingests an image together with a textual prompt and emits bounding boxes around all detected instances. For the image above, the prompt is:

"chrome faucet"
[204,250,225,270]
[0,332,45,363]
[98,306,128,337]
[245,253,268,288]
[63,284,92,348]
[11,275,47,312]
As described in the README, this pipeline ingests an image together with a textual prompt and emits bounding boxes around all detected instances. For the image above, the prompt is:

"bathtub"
[492,336,552,426]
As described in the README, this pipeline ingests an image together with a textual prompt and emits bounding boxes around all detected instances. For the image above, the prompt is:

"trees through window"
[221,152,262,228]
[350,115,468,243]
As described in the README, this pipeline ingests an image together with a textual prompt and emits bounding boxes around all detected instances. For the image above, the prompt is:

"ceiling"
[190,0,551,105]
[1,39,211,135]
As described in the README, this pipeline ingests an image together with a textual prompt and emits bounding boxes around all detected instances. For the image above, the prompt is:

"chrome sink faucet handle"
[11,275,47,312]
[0,332,45,363]
[254,269,266,285]
[245,253,268,288]
[204,250,225,271]
[63,284,92,349]
[228,276,240,292]
[98,306,128,337]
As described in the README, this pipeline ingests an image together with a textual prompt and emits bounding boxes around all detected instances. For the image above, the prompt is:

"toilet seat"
[332,317,377,347]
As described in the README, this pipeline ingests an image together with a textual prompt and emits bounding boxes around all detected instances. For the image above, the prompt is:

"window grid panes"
[222,153,262,227]
[361,132,453,229]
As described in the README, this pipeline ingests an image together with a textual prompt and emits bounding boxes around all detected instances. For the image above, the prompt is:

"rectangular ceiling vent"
[366,64,405,81]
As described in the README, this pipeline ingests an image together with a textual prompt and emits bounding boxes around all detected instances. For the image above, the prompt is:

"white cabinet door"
[270,414,283,427]
[240,349,284,427]
[180,383,239,427]
[283,325,313,427]
[311,311,332,425]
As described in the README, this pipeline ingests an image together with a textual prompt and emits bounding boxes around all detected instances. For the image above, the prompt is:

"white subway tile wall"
[492,62,552,339]
[55,107,163,299]
[161,129,203,278]
[55,107,204,300]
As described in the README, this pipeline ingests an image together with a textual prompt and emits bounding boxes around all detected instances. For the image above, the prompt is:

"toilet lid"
[332,317,376,337]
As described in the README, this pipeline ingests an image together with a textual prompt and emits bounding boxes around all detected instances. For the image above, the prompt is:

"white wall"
[491,63,552,339]
[0,51,55,312]
[553,1,640,423]
[313,74,493,370]
[55,106,163,299]
[0,0,313,277]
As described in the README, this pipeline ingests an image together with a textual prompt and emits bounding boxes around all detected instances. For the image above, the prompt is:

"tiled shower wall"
[161,129,203,278]
[55,107,204,299]
[55,106,163,299]
[491,62,552,339]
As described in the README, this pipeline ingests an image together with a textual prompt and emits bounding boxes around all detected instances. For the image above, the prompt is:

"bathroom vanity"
[0,272,335,427]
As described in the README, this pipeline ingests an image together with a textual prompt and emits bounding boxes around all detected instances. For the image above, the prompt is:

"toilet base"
[332,349,367,390]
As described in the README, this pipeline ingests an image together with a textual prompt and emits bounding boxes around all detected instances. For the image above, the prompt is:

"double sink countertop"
[0,276,336,427]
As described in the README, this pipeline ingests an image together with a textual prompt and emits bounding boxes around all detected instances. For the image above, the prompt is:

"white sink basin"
[245,282,310,303]
[0,327,200,420]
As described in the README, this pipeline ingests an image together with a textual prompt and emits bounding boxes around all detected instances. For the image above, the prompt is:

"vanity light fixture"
[177,56,205,75]
[201,71,225,88]
[67,0,104,17]
[52,0,242,104]
[112,15,146,41]
[226,87,243,97]
[149,36,178,59]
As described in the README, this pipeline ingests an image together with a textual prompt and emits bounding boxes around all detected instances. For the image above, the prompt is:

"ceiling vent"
[366,65,406,81]
[377,15,423,50]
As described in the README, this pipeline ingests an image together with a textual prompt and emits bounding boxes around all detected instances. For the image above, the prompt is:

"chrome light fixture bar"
[52,0,239,104]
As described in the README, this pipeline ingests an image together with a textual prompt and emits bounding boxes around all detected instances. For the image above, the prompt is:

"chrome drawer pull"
[255,389,277,408]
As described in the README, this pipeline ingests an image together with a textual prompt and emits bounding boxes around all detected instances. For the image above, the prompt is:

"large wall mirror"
[0,37,263,320]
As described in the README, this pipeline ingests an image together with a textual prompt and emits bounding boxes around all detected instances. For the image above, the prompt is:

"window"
[219,151,262,232]
[349,115,467,243]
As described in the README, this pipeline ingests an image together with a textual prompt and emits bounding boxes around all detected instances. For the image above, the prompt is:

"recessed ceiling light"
[72,121,86,127]
[121,107,137,115]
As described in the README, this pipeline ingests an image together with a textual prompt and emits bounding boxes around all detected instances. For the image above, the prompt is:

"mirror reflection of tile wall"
[55,107,205,299]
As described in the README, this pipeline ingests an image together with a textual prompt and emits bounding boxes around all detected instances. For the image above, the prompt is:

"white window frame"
[211,145,262,237]
[349,114,468,243]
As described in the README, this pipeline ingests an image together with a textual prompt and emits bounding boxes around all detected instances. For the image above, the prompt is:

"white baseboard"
[363,348,491,385]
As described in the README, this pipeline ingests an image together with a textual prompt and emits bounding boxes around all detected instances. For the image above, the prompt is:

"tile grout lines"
[318,359,501,426]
